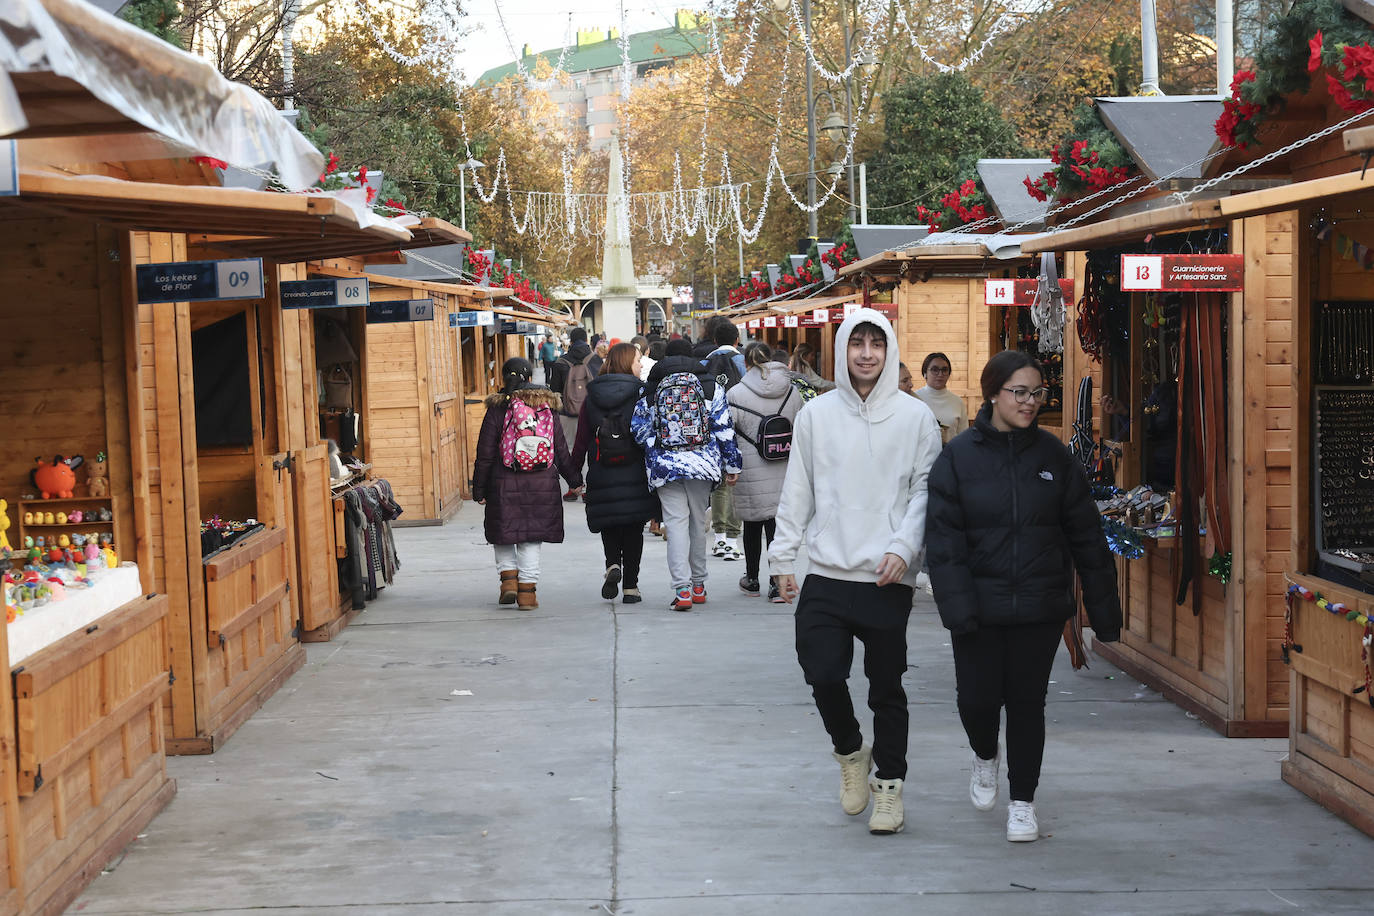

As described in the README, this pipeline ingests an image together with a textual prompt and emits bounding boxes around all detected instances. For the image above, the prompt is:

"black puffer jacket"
[572,374,659,532]
[926,404,1122,640]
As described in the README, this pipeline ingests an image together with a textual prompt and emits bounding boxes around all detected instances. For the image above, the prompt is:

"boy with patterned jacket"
[632,339,743,610]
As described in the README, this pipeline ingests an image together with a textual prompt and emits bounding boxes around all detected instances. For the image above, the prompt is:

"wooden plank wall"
[896,275,983,418]
[364,292,430,517]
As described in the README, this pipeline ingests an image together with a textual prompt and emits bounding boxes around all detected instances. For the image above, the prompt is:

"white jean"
[494,542,541,584]
[657,479,713,592]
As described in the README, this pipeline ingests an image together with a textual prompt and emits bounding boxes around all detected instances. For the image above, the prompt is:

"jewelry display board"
[1314,386,1374,584]
[1316,302,1374,384]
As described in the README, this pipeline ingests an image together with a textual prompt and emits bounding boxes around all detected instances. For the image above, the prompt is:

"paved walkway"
[75,502,1374,914]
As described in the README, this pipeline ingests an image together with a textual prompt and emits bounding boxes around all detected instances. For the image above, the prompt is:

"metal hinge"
[33,765,42,791]
[290,624,300,639]
[273,454,294,474]
[168,667,176,686]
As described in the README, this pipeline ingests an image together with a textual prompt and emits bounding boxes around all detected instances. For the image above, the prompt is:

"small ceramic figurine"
[97,533,113,547]
[23,536,33,550]
[86,452,108,498]
[57,534,70,548]
[42,512,54,525]
[96,508,112,522]
[31,454,83,499]
[22,510,33,526]
[72,534,86,548]
[55,512,67,525]
[34,537,44,549]
[84,543,100,565]
[68,510,82,523]
[102,546,117,568]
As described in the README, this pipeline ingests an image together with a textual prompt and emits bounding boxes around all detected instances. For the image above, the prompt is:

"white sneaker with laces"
[711,537,728,557]
[970,749,999,811]
[833,745,872,815]
[868,778,904,835]
[1006,800,1038,842]
[721,537,742,561]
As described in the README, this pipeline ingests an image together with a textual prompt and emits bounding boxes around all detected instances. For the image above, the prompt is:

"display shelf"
[23,520,113,528]
[16,496,116,558]
[15,496,111,505]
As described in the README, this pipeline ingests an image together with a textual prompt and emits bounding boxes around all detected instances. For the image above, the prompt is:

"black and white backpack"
[734,386,795,461]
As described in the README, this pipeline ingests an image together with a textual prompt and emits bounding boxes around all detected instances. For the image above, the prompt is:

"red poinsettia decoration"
[728,276,772,306]
[1328,41,1374,113]
[1215,70,1263,148]
[917,177,992,232]
[820,242,858,271]
[466,248,492,283]
[192,156,228,170]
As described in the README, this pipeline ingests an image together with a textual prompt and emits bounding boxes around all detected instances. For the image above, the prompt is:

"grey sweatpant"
[657,478,713,591]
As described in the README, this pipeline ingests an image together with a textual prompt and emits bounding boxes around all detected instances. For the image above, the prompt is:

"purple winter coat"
[472,386,584,545]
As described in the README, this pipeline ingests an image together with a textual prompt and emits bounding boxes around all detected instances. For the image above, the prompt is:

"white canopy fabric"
[0,0,324,190]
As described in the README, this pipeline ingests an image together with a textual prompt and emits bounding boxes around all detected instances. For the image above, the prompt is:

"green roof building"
[474,10,710,150]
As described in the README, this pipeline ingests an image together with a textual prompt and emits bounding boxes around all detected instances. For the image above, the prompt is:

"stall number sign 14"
[136,258,264,303]
[1120,254,1243,292]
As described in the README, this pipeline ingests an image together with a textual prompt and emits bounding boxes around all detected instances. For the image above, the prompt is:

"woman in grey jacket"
[727,342,804,601]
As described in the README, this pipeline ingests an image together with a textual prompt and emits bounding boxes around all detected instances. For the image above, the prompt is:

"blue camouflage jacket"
[632,356,743,488]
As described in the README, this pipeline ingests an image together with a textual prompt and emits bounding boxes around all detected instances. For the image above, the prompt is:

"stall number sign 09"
[136,258,265,303]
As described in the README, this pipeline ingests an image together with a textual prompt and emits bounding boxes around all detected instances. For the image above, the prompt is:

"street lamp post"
[458,156,484,230]
[803,0,817,242]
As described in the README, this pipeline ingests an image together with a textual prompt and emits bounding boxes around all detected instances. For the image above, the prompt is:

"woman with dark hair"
[472,357,584,610]
[788,342,835,392]
[914,351,969,443]
[728,341,804,601]
[926,349,1122,843]
[571,343,658,603]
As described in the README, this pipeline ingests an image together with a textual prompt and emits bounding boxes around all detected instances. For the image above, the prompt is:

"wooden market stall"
[2,170,439,762]
[837,239,1067,435]
[1022,190,1300,740]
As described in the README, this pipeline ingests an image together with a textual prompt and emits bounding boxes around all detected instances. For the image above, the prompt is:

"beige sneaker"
[833,744,872,815]
[868,778,904,835]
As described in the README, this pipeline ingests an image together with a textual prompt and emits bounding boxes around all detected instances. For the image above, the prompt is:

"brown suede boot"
[499,570,518,605]
[516,582,538,610]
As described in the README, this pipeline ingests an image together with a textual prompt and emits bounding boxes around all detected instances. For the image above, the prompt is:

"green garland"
[1220,0,1374,147]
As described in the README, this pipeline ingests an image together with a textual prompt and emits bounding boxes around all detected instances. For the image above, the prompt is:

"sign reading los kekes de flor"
[136,258,264,303]
[984,278,1075,306]
[1120,254,1244,292]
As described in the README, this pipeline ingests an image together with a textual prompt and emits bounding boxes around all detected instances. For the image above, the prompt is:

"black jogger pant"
[600,523,644,588]
[952,620,1064,802]
[794,575,913,780]
[742,518,776,580]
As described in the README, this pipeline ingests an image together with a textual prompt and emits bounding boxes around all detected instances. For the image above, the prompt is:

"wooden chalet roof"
[1021,169,1374,253]
[2,171,451,262]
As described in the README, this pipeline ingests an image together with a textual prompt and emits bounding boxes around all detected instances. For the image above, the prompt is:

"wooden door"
[429,304,463,515]
[292,443,340,631]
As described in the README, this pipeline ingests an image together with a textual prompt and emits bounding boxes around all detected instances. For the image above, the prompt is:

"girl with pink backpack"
[473,358,584,609]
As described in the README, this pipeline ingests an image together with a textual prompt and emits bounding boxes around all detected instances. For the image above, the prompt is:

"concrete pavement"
[74,501,1374,914]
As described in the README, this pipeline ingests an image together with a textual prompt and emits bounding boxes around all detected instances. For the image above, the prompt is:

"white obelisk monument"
[599,135,639,340]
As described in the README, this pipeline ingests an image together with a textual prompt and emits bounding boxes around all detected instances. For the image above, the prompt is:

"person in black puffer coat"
[571,343,659,604]
[926,349,1121,845]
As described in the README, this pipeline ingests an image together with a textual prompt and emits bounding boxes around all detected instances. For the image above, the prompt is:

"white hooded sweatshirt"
[768,308,943,588]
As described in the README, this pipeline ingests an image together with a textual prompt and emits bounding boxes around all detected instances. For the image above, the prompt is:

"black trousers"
[742,518,776,580]
[794,575,913,780]
[600,523,644,588]
[952,621,1064,802]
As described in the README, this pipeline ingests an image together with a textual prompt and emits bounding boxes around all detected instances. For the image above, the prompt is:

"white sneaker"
[833,745,872,815]
[868,778,904,835]
[1006,800,1038,842]
[711,537,728,557]
[721,537,741,561]
[970,749,999,811]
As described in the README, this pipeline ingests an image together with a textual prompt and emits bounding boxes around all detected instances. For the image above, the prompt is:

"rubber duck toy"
[55,512,67,525]
[42,512,54,525]
[102,546,117,568]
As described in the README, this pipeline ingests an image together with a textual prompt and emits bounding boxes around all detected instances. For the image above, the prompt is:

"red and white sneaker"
[691,584,707,604]
[669,588,693,612]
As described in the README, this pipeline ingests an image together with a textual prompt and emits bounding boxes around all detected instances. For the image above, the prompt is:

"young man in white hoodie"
[771,309,943,835]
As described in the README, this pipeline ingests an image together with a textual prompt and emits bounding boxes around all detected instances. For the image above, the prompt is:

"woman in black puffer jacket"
[926,349,1121,844]
[572,343,659,604]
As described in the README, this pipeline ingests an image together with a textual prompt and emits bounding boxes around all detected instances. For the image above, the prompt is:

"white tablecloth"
[9,563,142,665]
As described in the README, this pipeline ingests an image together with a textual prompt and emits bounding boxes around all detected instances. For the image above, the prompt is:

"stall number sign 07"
[135,258,265,303]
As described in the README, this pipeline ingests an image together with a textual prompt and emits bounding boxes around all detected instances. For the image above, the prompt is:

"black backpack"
[703,350,744,392]
[595,409,637,466]
[734,387,795,461]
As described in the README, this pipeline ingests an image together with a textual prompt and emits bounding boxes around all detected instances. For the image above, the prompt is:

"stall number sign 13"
[1120,254,1243,292]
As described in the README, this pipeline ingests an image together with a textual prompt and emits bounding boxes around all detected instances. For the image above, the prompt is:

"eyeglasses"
[1002,386,1049,404]
[926,365,951,375]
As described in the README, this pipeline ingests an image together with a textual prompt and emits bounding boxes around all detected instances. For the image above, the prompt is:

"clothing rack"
[332,477,402,610]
